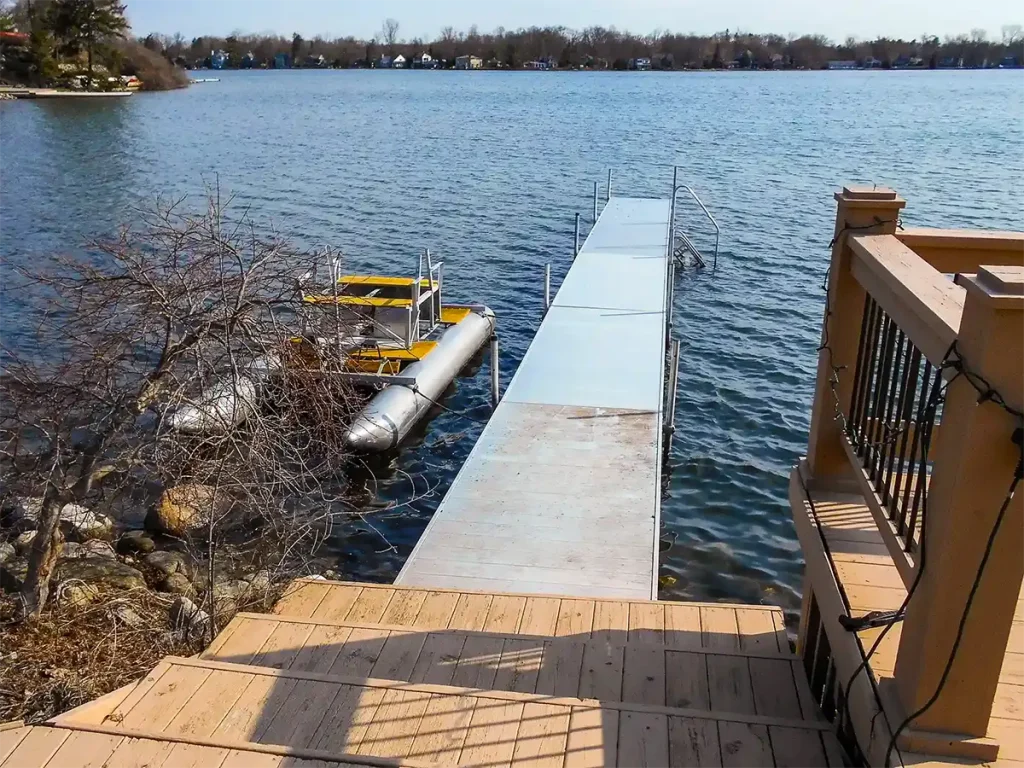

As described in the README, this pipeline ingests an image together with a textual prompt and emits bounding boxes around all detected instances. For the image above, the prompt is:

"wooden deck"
[14,580,846,768]
[794,486,1024,766]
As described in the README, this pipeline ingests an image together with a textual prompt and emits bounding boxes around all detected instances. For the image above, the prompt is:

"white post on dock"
[573,213,580,258]
[607,168,613,201]
[543,264,551,313]
[489,335,500,408]
[592,181,598,222]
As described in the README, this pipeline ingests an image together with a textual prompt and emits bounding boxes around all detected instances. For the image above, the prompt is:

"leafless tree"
[381,18,400,53]
[1,192,377,620]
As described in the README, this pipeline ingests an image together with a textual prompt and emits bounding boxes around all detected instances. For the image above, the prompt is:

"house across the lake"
[629,57,651,70]
[455,55,483,70]
[413,52,434,68]
[392,54,407,69]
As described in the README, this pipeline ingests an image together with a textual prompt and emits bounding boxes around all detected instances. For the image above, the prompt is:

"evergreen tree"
[47,0,127,84]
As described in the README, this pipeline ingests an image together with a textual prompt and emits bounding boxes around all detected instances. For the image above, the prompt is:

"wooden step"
[0,723,369,768]
[53,656,845,768]
[273,579,793,653]
[203,612,817,720]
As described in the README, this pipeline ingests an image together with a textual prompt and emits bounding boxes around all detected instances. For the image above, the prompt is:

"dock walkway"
[397,197,673,599]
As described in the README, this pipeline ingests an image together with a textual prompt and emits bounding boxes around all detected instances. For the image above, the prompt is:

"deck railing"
[794,186,1023,765]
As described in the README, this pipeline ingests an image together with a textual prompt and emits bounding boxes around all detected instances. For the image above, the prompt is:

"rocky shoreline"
[0,490,318,641]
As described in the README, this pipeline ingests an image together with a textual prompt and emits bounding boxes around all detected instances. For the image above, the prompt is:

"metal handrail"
[670,184,721,270]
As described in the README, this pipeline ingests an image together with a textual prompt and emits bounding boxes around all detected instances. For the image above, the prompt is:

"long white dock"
[398,196,672,598]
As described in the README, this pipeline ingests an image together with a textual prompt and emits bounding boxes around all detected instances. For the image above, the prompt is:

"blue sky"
[126,0,1021,42]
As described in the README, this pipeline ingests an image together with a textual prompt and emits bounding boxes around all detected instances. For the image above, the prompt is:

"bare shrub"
[115,39,189,90]
[1,191,369,624]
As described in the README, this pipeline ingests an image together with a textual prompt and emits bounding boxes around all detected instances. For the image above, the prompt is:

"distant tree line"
[141,20,1024,70]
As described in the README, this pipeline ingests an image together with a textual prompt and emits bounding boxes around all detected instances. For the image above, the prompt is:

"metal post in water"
[672,165,678,194]
[490,335,500,408]
[664,338,681,456]
[607,168,613,201]
[543,264,551,312]
[592,181,598,222]
[573,213,580,258]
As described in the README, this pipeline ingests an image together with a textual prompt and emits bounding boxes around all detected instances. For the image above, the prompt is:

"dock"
[397,195,672,599]
[9,178,848,768]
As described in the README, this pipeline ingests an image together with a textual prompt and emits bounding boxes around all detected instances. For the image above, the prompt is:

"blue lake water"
[2,69,1021,627]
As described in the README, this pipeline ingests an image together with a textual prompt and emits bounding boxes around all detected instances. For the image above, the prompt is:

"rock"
[60,581,99,608]
[214,577,250,602]
[169,596,210,638]
[0,541,14,564]
[82,540,117,559]
[0,558,28,592]
[159,572,195,596]
[143,550,191,579]
[111,604,145,628]
[1,497,41,530]
[55,556,146,592]
[14,530,36,554]
[116,530,156,555]
[61,542,88,559]
[60,504,112,541]
[1,498,111,541]
[145,485,225,537]
[245,569,273,594]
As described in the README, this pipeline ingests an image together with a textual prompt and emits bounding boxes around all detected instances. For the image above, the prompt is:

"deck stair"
[9,580,850,768]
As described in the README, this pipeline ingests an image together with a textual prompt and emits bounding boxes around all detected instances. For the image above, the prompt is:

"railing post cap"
[957,265,1024,306]
[834,186,906,207]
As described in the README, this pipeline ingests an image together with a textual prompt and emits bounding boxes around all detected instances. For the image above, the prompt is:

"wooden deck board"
[45,583,843,768]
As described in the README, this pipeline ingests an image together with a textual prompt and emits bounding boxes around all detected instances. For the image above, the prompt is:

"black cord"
[883,456,1022,766]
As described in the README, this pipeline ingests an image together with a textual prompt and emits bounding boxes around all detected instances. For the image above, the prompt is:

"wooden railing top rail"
[896,227,1024,274]
[848,233,965,365]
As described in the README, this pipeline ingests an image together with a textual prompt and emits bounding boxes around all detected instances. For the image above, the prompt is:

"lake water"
[2,70,1021,628]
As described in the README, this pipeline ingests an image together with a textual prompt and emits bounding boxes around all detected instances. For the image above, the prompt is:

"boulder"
[0,558,28,592]
[143,550,191,579]
[1,498,111,541]
[61,542,88,559]
[0,541,14,564]
[82,540,117,559]
[59,504,112,541]
[14,530,36,554]
[116,530,156,555]
[169,596,210,638]
[159,572,195,597]
[145,485,225,537]
[245,569,274,595]
[55,556,146,592]
[60,581,99,608]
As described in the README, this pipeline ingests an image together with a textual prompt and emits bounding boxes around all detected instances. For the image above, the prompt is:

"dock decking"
[398,197,672,599]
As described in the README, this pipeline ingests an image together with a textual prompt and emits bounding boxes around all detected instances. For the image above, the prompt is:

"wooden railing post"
[893,266,1024,746]
[806,187,906,485]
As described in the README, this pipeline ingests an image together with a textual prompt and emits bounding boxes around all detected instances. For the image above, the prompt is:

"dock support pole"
[663,338,681,456]
[607,169,613,201]
[490,335,500,408]
[543,264,551,313]
[593,181,598,222]
[573,213,580,258]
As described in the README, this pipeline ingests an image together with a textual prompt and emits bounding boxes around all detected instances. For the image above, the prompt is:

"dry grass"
[0,588,198,724]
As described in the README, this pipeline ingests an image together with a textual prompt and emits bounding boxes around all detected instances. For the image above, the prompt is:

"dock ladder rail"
[670,178,721,271]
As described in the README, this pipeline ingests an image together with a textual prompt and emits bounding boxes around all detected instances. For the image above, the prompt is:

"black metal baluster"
[865,315,897,476]
[854,301,883,455]
[889,347,922,531]
[848,294,875,441]
[874,329,907,495]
